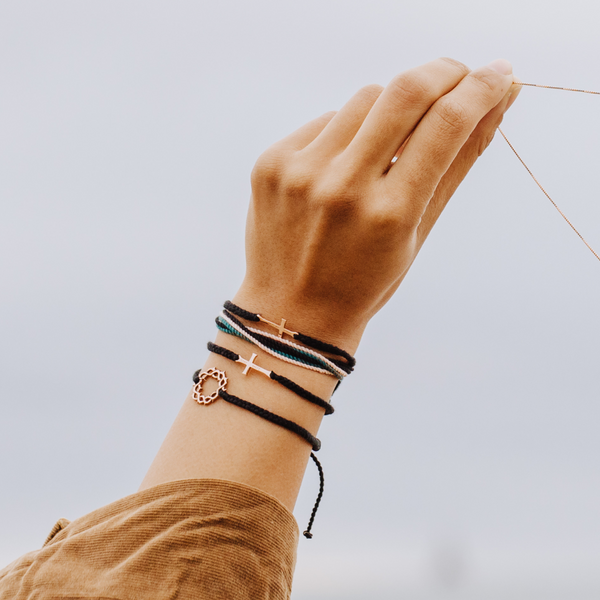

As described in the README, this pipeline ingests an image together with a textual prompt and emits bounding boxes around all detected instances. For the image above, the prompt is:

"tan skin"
[140,57,520,511]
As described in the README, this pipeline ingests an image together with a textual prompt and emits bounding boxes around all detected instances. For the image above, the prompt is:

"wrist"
[231,287,366,356]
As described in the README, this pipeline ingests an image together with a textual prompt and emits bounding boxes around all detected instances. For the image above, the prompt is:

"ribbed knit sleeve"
[0,478,299,600]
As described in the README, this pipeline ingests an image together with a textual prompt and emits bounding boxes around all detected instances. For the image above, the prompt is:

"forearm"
[139,321,346,510]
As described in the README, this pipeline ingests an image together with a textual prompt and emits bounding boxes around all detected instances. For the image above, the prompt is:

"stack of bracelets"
[192,300,356,539]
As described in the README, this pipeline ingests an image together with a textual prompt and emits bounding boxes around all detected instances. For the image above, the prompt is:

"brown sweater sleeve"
[0,478,299,600]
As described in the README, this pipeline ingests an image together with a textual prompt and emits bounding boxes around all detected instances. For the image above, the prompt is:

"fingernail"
[486,58,513,75]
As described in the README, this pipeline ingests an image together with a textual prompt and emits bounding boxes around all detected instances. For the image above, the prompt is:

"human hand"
[233,58,520,352]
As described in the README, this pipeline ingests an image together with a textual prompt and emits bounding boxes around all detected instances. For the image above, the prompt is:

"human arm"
[139,57,520,510]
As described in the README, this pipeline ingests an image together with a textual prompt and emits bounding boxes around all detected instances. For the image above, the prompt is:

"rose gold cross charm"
[237,352,272,377]
[257,315,298,338]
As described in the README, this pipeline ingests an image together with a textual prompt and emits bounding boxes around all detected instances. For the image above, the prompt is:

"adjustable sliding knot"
[192,365,326,537]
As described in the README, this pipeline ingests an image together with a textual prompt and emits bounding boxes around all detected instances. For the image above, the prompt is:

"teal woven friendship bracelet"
[216,311,347,379]
[216,319,313,365]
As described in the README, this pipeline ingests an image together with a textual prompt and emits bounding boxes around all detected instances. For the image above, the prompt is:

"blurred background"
[1,1,600,597]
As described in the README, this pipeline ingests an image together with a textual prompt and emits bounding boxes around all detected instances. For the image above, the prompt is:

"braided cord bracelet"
[216,314,332,375]
[192,367,324,538]
[218,310,348,379]
[204,341,334,415]
[221,390,324,537]
[242,322,352,374]
[224,300,356,371]
[218,389,321,451]
[218,310,348,377]
[222,307,353,375]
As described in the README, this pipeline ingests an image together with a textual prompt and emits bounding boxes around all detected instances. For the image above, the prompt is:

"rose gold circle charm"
[193,368,228,405]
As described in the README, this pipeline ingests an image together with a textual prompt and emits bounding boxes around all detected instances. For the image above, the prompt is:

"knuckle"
[395,207,422,231]
[315,110,338,127]
[375,211,420,236]
[356,83,385,104]
[434,97,471,134]
[321,110,338,121]
[313,169,363,212]
[469,68,504,98]
[317,182,359,210]
[319,194,358,217]
[342,85,383,118]
[251,149,285,192]
[438,57,471,77]
[388,70,431,106]
[367,206,399,232]
[368,198,420,234]
[282,163,315,200]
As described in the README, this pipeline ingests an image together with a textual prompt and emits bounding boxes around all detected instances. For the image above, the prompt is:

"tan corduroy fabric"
[0,478,299,600]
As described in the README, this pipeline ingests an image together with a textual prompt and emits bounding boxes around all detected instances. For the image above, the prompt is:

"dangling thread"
[499,81,600,263]
[303,452,325,539]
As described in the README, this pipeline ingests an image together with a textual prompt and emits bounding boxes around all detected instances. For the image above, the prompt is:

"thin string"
[498,81,600,263]
[516,82,600,96]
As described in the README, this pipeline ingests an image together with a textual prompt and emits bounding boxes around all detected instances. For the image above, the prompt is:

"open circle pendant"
[193,368,228,405]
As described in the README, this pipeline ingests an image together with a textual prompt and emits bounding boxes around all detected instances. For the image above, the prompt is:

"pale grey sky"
[1,1,600,597]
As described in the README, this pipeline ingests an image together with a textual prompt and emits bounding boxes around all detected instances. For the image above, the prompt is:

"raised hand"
[235,58,519,352]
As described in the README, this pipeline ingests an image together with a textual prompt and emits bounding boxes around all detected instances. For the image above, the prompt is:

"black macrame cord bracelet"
[205,341,335,415]
[224,300,356,372]
[191,366,326,538]
[218,389,321,451]
[219,389,324,538]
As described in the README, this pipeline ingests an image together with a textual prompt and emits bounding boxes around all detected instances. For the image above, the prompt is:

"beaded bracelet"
[204,341,334,415]
[192,367,324,538]
[217,310,348,380]
[224,300,356,372]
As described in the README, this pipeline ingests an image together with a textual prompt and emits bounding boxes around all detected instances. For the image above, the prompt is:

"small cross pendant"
[258,315,298,338]
[237,353,271,377]
[276,318,288,337]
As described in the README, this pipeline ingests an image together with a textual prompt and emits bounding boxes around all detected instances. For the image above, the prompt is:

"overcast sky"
[2,1,600,598]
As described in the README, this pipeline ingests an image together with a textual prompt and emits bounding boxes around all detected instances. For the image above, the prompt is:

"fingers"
[416,77,522,244]
[303,84,384,155]
[384,60,514,216]
[343,58,471,174]
[276,111,338,151]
